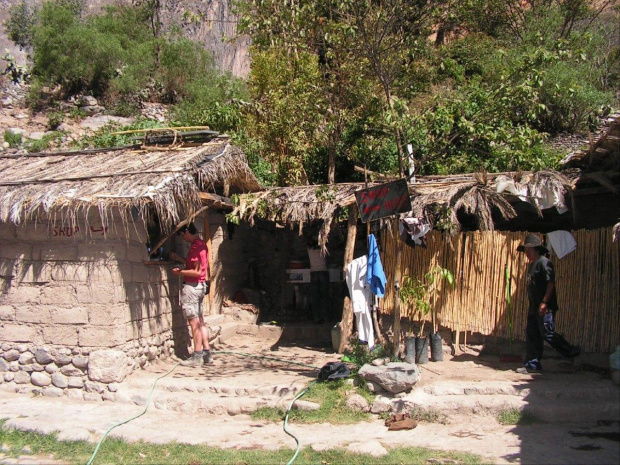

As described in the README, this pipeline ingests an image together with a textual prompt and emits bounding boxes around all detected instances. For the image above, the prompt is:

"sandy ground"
[1,336,619,465]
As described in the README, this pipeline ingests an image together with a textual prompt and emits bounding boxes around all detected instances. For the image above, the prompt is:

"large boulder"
[358,362,421,394]
[88,349,130,383]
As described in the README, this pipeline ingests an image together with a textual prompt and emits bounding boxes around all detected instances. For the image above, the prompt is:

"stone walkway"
[1,331,619,465]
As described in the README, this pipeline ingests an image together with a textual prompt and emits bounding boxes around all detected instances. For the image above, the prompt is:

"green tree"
[236,0,444,184]
[4,0,39,51]
[244,47,326,186]
[25,0,227,114]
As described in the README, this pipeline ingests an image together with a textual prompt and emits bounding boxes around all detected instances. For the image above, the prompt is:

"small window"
[145,212,174,261]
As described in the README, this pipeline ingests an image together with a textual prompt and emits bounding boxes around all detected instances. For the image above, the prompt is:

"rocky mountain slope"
[0,0,250,77]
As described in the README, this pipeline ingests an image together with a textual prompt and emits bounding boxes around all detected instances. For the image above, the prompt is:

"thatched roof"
[0,136,261,232]
[233,170,581,248]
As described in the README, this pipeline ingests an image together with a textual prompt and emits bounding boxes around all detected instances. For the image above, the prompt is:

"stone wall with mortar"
[0,209,177,399]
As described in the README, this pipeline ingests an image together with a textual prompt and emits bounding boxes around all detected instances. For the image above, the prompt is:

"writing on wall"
[51,225,109,237]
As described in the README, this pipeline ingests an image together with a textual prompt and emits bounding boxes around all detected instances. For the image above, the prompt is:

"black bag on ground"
[318,362,350,381]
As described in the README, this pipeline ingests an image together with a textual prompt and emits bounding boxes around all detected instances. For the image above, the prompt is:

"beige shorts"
[181,282,207,320]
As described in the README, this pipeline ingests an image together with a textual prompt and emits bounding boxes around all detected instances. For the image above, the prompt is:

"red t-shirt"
[184,238,208,284]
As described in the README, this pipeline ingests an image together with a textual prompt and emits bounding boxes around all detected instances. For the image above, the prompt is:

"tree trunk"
[338,204,358,353]
[328,144,336,185]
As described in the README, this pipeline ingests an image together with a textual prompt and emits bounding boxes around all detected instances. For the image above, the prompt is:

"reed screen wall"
[380,227,620,353]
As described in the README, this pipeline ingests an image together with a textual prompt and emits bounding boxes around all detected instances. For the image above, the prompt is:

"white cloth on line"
[547,230,577,259]
[345,255,374,350]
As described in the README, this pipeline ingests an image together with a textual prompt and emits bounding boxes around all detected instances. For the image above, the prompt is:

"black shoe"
[517,359,542,373]
[203,350,213,364]
[180,352,204,367]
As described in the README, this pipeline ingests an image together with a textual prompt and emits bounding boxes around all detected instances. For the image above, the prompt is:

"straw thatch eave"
[233,169,580,248]
[0,138,261,233]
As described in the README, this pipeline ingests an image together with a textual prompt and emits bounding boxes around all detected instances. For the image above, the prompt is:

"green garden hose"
[283,380,318,465]
[86,350,320,465]
[86,361,179,465]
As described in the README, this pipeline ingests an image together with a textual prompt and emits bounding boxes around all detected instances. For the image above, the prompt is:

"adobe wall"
[0,207,255,400]
[0,209,176,398]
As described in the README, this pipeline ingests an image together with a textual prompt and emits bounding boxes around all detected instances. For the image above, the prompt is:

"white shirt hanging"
[345,255,374,350]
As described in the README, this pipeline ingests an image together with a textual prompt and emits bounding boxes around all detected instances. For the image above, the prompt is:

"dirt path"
[1,336,618,464]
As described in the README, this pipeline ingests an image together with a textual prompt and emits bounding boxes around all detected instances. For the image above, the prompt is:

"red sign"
[355,179,412,223]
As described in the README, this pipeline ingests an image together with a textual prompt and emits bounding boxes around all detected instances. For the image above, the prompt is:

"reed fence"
[380,227,620,353]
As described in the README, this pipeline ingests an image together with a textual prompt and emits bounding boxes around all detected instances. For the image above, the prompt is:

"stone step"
[114,384,298,416]
[397,380,620,423]
[420,381,618,400]
[108,343,325,416]
[397,391,619,423]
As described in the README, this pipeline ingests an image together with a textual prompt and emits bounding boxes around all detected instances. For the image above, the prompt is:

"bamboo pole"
[393,217,403,358]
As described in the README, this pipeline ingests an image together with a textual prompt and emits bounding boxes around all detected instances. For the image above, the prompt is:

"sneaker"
[525,359,542,371]
[180,352,204,367]
[203,350,213,364]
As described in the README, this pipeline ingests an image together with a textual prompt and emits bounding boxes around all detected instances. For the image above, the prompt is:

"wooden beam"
[392,217,403,359]
[353,165,396,181]
[198,192,235,209]
[148,205,210,258]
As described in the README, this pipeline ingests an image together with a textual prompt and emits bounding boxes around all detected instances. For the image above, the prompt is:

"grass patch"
[0,419,484,464]
[251,379,372,424]
[3,130,22,147]
[23,132,65,153]
[497,407,538,425]
[410,407,448,424]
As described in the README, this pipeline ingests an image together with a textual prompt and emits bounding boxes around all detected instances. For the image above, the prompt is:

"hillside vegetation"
[3,0,619,186]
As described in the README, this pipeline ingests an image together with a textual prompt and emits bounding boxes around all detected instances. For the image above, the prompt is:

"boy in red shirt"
[171,223,212,367]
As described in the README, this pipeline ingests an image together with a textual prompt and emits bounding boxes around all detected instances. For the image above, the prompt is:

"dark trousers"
[525,310,574,361]
[310,271,330,322]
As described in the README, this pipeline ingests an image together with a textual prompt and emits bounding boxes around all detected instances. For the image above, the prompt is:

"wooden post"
[392,217,402,358]
[203,214,214,312]
[338,204,358,354]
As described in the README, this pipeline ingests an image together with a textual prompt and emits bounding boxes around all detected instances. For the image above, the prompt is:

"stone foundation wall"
[0,338,175,400]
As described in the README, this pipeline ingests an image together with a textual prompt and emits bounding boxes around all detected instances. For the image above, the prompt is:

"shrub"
[3,130,22,147]
[1,52,30,84]
[27,0,226,114]
[76,119,163,149]
[68,107,86,121]
[46,111,64,130]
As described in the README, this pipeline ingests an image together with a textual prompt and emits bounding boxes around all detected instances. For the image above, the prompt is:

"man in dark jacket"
[518,234,580,373]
